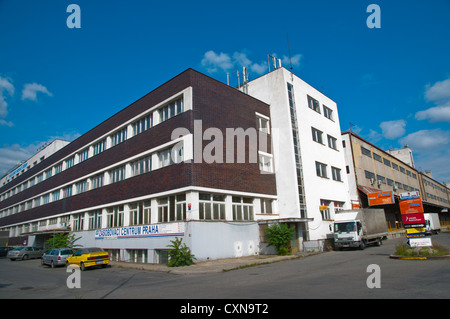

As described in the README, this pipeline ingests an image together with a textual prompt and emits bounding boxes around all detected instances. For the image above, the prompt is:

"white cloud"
[201,51,233,73]
[379,119,406,139]
[415,103,450,123]
[425,78,450,102]
[415,77,450,123]
[0,119,14,127]
[0,76,15,118]
[399,129,450,152]
[201,50,301,76]
[21,82,52,101]
[0,132,80,177]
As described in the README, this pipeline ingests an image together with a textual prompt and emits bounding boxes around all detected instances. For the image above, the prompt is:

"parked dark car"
[42,248,74,268]
[7,246,43,260]
[0,246,15,257]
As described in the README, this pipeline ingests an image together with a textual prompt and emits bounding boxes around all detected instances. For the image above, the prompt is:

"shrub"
[167,237,196,267]
[45,233,81,250]
[264,223,295,255]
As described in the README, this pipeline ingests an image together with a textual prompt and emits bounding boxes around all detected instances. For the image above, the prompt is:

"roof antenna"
[287,32,293,72]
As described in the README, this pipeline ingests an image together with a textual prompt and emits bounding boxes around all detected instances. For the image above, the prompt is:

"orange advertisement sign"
[399,198,424,215]
[368,191,395,206]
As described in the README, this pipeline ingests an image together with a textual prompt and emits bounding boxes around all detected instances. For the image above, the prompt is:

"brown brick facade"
[0,69,276,228]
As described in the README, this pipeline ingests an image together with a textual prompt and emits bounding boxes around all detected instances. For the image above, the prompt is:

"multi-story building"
[0,69,278,262]
[342,131,450,229]
[245,66,351,249]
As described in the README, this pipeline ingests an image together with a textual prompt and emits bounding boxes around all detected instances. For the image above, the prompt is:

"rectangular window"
[323,105,333,120]
[331,167,342,181]
[76,180,87,194]
[88,210,102,230]
[376,175,386,184]
[107,205,124,228]
[361,146,372,157]
[199,193,226,220]
[110,166,126,183]
[327,135,337,150]
[131,155,152,176]
[66,156,75,169]
[307,95,321,113]
[316,161,328,178]
[232,197,254,221]
[54,162,63,174]
[73,213,84,231]
[93,139,106,156]
[133,114,153,136]
[256,116,270,134]
[111,128,127,147]
[260,198,273,214]
[383,158,391,167]
[258,153,273,173]
[400,166,406,174]
[45,168,53,179]
[320,199,331,220]
[311,127,323,144]
[387,178,394,186]
[129,201,151,226]
[158,195,186,223]
[159,98,183,122]
[365,170,375,180]
[392,163,399,170]
[127,249,148,264]
[52,190,60,201]
[373,153,382,162]
[63,186,72,198]
[78,148,89,163]
[91,173,104,189]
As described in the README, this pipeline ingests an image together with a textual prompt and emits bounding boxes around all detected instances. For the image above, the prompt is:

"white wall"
[246,68,351,241]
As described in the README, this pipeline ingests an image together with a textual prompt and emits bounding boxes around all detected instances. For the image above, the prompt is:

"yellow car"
[66,247,109,271]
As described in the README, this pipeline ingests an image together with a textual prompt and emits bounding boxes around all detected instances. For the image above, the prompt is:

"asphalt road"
[1,233,449,300]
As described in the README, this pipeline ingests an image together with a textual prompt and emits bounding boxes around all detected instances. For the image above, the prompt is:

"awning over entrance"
[21,228,70,236]
[257,217,313,225]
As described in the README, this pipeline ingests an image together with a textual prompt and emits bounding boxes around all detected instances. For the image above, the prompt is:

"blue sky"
[1,0,449,182]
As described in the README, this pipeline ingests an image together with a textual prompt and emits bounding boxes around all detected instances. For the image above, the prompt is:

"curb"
[389,254,450,260]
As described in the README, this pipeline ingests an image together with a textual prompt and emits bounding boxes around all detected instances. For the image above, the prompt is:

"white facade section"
[246,67,351,241]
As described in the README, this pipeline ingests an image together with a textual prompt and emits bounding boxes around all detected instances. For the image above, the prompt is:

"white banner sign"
[95,223,184,240]
[409,237,432,247]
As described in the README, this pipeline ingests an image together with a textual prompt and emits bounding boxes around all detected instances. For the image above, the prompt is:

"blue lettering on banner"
[95,224,183,240]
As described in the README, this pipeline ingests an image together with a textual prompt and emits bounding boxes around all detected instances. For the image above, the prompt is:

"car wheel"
[22,254,29,260]
[80,262,85,271]
[41,259,45,266]
[51,261,55,269]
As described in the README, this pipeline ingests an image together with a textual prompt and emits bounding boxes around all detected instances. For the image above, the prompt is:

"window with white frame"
[331,167,342,181]
[93,139,106,156]
[78,148,89,163]
[159,98,183,122]
[107,205,124,228]
[320,199,331,220]
[111,128,127,147]
[199,193,226,220]
[110,166,126,183]
[73,213,84,231]
[307,95,321,113]
[260,198,273,214]
[157,194,186,223]
[63,185,72,198]
[91,173,104,189]
[232,197,254,221]
[256,115,270,134]
[311,127,323,144]
[76,180,87,194]
[323,105,333,120]
[133,114,153,136]
[88,210,102,230]
[327,135,337,150]
[129,201,151,226]
[131,155,152,177]
[258,153,273,173]
[316,161,328,178]
[66,156,75,169]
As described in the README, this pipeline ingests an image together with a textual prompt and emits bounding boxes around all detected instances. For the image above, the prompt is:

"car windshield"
[334,222,356,233]
[14,247,25,251]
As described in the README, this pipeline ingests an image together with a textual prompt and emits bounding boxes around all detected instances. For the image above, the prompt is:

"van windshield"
[335,222,356,233]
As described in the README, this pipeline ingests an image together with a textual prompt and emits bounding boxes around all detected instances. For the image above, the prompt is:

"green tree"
[166,237,196,267]
[45,232,81,250]
[264,223,296,255]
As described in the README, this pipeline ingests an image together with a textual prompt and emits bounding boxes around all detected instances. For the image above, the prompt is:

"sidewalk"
[110,251,322,275]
